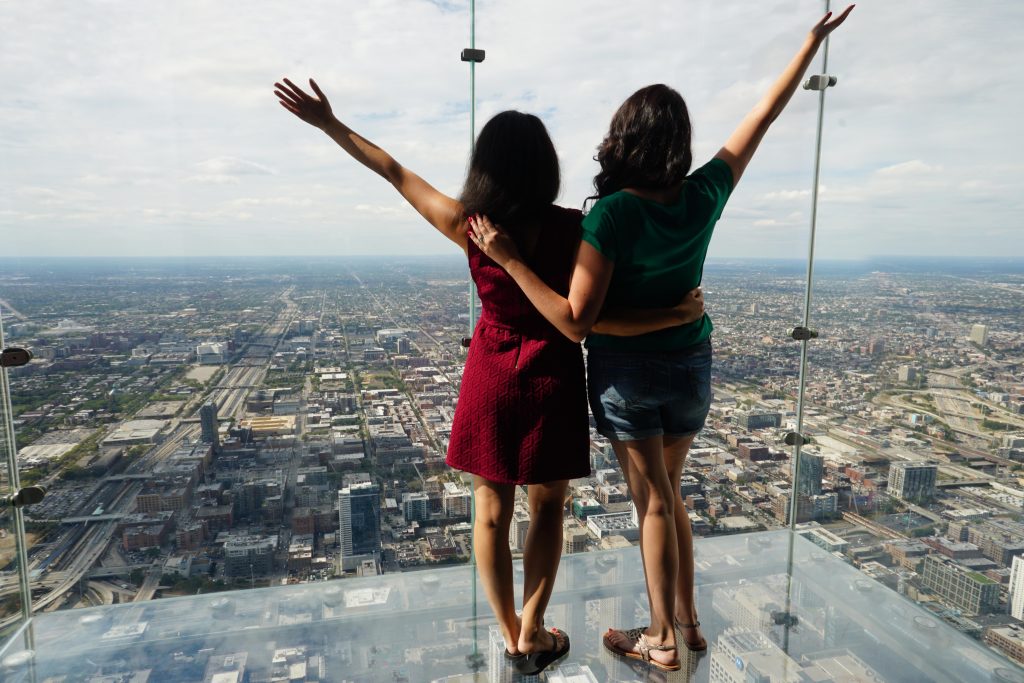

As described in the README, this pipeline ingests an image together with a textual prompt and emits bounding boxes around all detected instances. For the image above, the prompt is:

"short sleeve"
[581,199,618,262]
[687,158,734,220]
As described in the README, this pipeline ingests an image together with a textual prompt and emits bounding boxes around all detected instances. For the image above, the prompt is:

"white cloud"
[760,189,811,201]
[354,203,412,218]
[875,160,943,177]
[186,174,242,185]
[0,0,1021,258]
[195,157,277,176]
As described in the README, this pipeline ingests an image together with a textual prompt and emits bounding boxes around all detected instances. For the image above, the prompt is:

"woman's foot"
[603,627,680,671]
[502,613,524,656]
[514,627,570,675]
[674,616,707,652]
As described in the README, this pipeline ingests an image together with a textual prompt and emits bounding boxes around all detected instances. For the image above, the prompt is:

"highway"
[0,289,301,630]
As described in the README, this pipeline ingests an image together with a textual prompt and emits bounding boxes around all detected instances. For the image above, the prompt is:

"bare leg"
[472,476,520,653]
[518,479,570,654]
[663,434,705,650]
[606,436,678,668]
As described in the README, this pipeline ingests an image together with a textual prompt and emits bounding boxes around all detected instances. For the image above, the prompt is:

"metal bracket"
[785,432,806,447]
[803,74,837,91]
[790,327,818,341]
[771,610,800,627]
[1,347,32,368]
[461,48,485,63]
[1,486,46,508]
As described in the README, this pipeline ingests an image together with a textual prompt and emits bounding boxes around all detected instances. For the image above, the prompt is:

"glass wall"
[0,312,27,637]
[793,0,1024,670]
[1,0,1023,677]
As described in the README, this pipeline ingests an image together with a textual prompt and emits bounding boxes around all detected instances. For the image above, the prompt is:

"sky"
[1,0,1021,259]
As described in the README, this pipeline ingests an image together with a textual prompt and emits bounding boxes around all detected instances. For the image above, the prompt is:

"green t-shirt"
[581,157,734,352]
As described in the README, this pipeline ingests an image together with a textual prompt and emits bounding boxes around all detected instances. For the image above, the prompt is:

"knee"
[474,502,511,532]
[645,494,673,518]
[633,485,673,518]
[529,497,564,521]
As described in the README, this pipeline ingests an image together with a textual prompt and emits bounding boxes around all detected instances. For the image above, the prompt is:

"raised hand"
[810,5,854,42]
[674,287,705,324]
[274,78,335,129]
[468,214,521,267]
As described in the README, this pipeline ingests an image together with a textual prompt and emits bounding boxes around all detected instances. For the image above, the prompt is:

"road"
[0,288,301,630]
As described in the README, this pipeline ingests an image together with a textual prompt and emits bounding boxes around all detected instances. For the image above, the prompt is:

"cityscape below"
[1,255,1023,682]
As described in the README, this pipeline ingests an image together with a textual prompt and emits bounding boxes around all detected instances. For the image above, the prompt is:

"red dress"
[446,205,591,484]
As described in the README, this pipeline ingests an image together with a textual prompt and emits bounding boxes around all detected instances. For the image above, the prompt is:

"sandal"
[675,619,707,652]
[513,627,570,676]
[603,627,681,672]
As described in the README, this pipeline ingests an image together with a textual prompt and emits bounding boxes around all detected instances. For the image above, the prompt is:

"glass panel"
[0,311,28,637]
[2,533,1019,682]
[4,0,1020,677]
[803,0,1024,672]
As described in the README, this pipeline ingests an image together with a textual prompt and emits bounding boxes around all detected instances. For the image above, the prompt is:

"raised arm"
[275,78,466,250]
[715,6,854,186]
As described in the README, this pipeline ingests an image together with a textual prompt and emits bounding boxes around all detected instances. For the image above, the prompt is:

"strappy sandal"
[513,627,570,676]
[603,627,681,672]
[675,619,707,652]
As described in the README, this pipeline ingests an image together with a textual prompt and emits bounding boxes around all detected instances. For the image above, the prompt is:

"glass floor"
[1,529,1022,682]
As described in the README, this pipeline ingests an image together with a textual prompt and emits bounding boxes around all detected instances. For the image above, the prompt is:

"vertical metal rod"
[0,309,34,623]
[467,0,480,666]
[468,0,478,338]
[784,0,831,654]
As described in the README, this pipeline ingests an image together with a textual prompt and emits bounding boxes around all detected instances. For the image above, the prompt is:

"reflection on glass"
[0,532,1019,682]
[1,0,1023,675]
[0,311,27,636]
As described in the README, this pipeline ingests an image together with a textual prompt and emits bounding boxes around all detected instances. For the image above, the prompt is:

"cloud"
[76,173,118,186]
[354,203,411,218]
[0,0,1021,258]
[186,174,242,185]
[761,189,811,201]
[195,157,277,176]
[230,197,314,207]
[875,160,943,177]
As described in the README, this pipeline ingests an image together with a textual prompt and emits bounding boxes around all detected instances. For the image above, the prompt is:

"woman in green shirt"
[470,6,854,671]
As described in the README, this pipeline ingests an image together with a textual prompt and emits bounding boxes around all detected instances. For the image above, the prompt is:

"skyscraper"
[1010,556,1024,620]
[970,323,989,346]
[888,462,937,503]
[200,401,219,446]
[795,452,824,497]
[737,411,782,431]
[338,482,381,571]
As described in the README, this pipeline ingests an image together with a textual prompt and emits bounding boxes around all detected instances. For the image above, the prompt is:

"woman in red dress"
[274,79,703,675]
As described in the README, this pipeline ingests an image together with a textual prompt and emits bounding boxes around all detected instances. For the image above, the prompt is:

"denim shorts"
[587,340,712,441]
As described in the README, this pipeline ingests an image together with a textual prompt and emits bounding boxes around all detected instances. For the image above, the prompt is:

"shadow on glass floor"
[2,530,1023,682]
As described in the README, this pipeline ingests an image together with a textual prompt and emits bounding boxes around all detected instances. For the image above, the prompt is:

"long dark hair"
[591,84,693,201]
[459,111,560,232]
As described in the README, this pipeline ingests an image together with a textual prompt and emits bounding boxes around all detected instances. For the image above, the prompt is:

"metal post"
[788,3,832,532]
[0,309,34,624]
[466,0,482,670]
[784,0,832,653]
[467,0,479,339]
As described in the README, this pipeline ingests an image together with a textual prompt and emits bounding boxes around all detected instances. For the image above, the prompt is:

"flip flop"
[513,627,570,676]
[603,627,681,672]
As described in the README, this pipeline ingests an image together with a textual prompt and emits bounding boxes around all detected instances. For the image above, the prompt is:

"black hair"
[459,111,560,231]
[591,84,693,200]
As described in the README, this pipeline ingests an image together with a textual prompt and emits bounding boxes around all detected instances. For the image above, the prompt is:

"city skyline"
[0,254,1022,677]
[2,0,1022,259]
